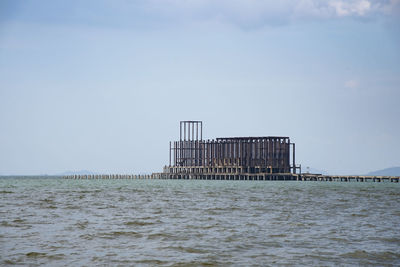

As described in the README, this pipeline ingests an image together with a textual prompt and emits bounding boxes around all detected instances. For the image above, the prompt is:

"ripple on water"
[0,190,13,194]
[341,250,400,263]
[1,178,399,266]
[124,220,155,226]
[99,231,143,239]
[26,252,47,258]
[75,220,89,229]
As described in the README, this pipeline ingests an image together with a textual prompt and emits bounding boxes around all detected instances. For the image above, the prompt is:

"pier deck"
[64,173,400,182]
[64,121,400,183]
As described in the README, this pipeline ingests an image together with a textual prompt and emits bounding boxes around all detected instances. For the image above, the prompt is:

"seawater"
[1,177,400,266]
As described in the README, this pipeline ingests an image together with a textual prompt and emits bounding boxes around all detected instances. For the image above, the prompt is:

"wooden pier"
[63,121,400,183]
[296,174,399,183]
[64,173,399,182]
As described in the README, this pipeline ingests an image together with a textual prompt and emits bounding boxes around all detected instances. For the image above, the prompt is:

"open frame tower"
[164,121,299,178]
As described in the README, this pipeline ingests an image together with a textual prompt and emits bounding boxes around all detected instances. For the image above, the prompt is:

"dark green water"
[1,177,400,266]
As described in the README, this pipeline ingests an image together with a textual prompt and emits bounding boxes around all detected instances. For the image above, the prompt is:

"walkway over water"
[64,173,399,182]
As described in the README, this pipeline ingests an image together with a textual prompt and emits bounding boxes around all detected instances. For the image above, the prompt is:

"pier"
[64,173,399,182]
[64,121,399,183]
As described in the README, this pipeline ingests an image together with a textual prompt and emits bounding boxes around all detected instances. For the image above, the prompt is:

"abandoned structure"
[159,121,300,180]
[64,120,400,182]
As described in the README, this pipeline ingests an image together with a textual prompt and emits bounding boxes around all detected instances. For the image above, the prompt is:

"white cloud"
[144,0,399,28]
[6,0,398,30]
[329,0,371,16]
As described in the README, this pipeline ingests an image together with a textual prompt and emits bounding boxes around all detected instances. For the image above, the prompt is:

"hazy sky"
[1,0,399,175]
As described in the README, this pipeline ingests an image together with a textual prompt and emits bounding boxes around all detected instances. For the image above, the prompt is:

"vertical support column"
[194,139,196,166]
[169,141,171,166]
[174,141,177,166]
[215,141,218,166]
[221,141,223,166]
[249,140,252,167]
[266,138,269,167]
[200,140,203,166]
[248,139,251,168]
[239,140,242,166]
[230,141,233,165]
[200,121,203,141]
[181,139,183,167]
[277,138,281,172]
[212,140,215,166]
[248,140,251,168]
[220,141,223,166]
[184,122,186,141]
[256,139,259,166]
[190,139,195,166]
[254,139,257,166]
[280,139,283,171]
[202,140,205,166]
[270,138,273,168]
[186,122,189,167]
[176,141,179,166]
[206,140,210,166]
[191,123,194,166]
[180,122,182,141]
[275,138,278,171]
[283,139,286,172]
[263,139,266,167]
[223,141,226,165]
[180,140,183,167]
[272,139,275,170]
[219,141,222,166]
[241,140,244,167]
[192,122,194,141]
[197,140,199,166]
[286,138,290,172]
[210,140,212,167]
[178,140,180,166]
[209,140,212,166]
[196,122,198,141]
[205,140,207,167]
[242,140,245,167]
[237,140,240,166]
[278,138,281,171]
[292,143,296,174]
[245,140,248,168]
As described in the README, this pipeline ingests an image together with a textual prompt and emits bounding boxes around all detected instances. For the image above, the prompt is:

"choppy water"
[1,177,400,266]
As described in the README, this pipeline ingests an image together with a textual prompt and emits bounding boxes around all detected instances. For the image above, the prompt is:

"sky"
[0,0,399,175]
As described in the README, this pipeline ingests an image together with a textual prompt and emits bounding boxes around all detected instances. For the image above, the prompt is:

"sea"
[1,177,400,266]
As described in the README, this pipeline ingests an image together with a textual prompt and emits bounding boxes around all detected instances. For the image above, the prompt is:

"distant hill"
[58,170,97,176]
[367,167,400,176]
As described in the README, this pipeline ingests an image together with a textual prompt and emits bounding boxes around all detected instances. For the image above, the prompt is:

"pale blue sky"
[1,0,399,175]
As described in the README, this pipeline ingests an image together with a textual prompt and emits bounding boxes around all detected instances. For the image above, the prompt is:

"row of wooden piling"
[64,174,152,180]
[298,174,399,182]
[64,173,400,182]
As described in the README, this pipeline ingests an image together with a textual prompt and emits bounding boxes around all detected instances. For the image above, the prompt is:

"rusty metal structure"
[63,120,400,182]
[165,121,298,176]
[64,121,400,183]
